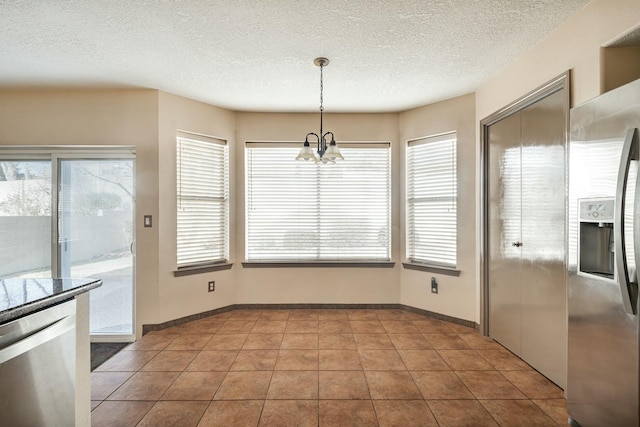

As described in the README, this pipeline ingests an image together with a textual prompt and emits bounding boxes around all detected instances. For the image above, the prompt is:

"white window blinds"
[176,134,229,268]
[245,143,391,262]
[406,133,457,267]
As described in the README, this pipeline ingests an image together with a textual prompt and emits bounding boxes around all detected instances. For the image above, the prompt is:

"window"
[406,132,457,267]
[245,142,391,262]
[177,134,229,268]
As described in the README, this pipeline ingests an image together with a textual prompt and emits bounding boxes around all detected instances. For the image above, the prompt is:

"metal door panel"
[488,112,523,355]
[520,89,567,389]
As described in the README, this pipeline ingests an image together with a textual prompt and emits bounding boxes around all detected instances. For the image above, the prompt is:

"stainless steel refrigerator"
[568,78,640,427]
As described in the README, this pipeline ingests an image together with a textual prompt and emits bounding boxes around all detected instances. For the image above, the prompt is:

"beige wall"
[156,92,236,327]
[398,93,477,322]
[0,89,160,337]
[234,112,402,304]
[2,0,640,336]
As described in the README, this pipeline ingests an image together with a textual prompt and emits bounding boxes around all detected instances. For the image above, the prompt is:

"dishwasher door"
[0,299,76,427]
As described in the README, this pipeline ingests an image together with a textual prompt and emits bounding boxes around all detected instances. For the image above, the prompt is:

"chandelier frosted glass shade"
[295,142,317,161]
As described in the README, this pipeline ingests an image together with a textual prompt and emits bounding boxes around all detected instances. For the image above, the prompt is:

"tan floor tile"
[318,310,349,320]
[358,349,406,370]
[423,333,472,350]
[365,371,422,399]
[318,333,356,349]
[477,349,532,370]
[350,320,386,333]
[177,320,224,335]
[208,311,234,320]
[259,310,290,320]
[289,310,319,320]
[185,350,237,372]
[267,370,319,399]
[281,333,319,349]
[502,370,565,399]
[203,334,248,350]
[259,400,318,427]
[91,371,134,400]
[354,333,394,349]
[533,398,569,425]
[381,320,420,333]
[388,334,433,350]
[447,323,478,334]
[319,400,377,426]
[457,371,527,399]
[375,309,414,320]
[347,310,378,320]
[319,349,362,370]
[90,400,154,427]
[252,320,287,333]
[137,401,208,426]
[412,371,474,399]
[373,400,438,427]
[480,399,557,426]
[108,371,181,400]
[458,333,504,350]
[124,333,177,351]
[160,371,226,400]
[438,350,494,370]
[319,371,370,399]
[275,349,319,370]
[165,334,213,350]
[286,320,319,333]
[213,371,272,400]
[427,400,498,427]
[243,333,283,349]
[94,350,158,372]
[140,350,198,371]
[217,320,257,334]
[231,349,279,371]
[412,319,455,334]
[226,310,261,320]
[198,400,264,427]
[319,320,352,333]
[398,349,450,371]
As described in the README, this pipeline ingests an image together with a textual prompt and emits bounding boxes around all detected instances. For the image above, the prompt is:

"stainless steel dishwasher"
[0,299,76,427]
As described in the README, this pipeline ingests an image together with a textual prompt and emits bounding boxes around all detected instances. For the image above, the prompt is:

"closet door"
[487,112,523,356]
[520,89,567,388]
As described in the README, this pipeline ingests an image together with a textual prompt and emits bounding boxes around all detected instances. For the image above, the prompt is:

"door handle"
[512,242,522,247]
[615,128,638,315]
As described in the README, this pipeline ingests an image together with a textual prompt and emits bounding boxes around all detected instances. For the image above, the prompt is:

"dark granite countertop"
[0,278,102,324]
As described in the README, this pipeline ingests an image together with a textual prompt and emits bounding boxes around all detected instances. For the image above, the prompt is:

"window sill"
[174,262,233,277]
[402,262,460,276]
[242,261,396,268]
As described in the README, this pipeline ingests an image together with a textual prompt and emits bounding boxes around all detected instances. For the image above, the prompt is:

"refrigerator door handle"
[615,127,639,315]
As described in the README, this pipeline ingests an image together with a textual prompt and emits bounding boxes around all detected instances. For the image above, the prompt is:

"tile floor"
[91,309,567,426]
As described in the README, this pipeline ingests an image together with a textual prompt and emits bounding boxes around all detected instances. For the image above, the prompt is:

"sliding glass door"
[58,158,135,338]
[0,149,135,340]
[0,161,53,278]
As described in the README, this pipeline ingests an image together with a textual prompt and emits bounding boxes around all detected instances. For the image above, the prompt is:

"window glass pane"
[407,134,457,266]
[0,161,52,277]
[177,137,229,267]
[246,146,391,261]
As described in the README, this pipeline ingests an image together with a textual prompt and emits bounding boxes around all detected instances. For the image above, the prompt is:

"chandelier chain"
[320,63,324,113]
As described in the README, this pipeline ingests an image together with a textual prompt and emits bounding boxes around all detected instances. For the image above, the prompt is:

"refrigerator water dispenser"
[578,198,615,279]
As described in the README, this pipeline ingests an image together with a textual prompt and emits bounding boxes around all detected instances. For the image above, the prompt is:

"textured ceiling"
[0,0,591,112]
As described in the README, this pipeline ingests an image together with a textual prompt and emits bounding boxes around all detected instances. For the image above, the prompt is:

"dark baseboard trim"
[142,303,478,335]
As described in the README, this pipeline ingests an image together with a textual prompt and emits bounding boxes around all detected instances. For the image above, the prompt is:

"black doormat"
[90,342,129,371]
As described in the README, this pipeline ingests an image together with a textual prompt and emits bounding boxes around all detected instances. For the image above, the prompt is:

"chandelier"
[296,57,344,163]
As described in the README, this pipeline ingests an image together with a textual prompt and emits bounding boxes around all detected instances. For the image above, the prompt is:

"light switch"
[144,215,152,227]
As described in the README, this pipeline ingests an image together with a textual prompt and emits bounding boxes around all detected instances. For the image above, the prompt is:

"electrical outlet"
[208,281,215,292]
[431,277,438,294]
